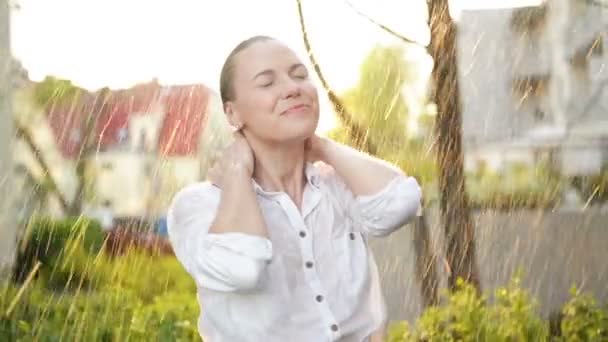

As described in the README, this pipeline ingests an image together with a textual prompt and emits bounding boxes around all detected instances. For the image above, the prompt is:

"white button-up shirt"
[167,163,422,342]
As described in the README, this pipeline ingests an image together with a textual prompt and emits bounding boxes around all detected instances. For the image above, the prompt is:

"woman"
[167,35,422,342]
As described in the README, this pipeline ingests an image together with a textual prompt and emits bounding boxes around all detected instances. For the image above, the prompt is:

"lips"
[281,104,310,115]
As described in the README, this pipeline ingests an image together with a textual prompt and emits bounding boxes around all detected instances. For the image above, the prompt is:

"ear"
[224,102,243,129]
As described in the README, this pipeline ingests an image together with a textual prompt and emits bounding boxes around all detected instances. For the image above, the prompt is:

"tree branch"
[295,0,377,155]
[14,121,69,214]
[344,0,424,47]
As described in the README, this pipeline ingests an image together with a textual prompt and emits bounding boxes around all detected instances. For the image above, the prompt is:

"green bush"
[558,287,608,341]
[1,252,199,341]
[467,163,563,209]
[13,216,106,290]
[0,284,140,341]
[388,278,608,342]
[388,277,548,341]
[571,168,608,204]
[419,279,547,341]
[2,216,200,341]
[0,283,199,341]
[129,291,200,341]
[95,249,196,302]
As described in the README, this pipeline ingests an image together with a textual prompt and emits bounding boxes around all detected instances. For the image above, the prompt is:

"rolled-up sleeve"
[322,167,422,237]
[352,174,422,237]
[166,183,273,292]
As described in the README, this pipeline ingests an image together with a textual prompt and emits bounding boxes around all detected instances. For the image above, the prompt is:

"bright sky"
[10,0,542,132]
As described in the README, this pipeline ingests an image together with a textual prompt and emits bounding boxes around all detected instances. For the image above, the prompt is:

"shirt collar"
[251,162,321,196]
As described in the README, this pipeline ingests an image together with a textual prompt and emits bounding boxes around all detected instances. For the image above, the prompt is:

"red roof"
[44,82,210,159]
[45,94,98,159]
[158,85,209,157]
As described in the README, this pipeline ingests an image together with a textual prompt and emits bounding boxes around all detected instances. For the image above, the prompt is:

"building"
[85,83,224,220]
[457,1,608,176]
[13,79,231,224]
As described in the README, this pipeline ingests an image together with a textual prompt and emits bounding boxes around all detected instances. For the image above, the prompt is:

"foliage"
[1,216,199,341]
[558,287,608,341]
[388,276,608,342]
[388,277,548,341]
[339,44,418,155]
[330,44,438,204]
[386,321,413,342]
[13,216,106,286]
[96,249,196,303]
[467,162,564,209]
[571,167,608,204]
[0,272,199,341]
[31,76,84,108]
[0,284,140,341]
[387,139,437,193]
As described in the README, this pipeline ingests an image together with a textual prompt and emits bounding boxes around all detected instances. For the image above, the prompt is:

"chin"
[276,120,318,143]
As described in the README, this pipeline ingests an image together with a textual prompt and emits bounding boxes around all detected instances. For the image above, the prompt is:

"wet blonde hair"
[219,35,275,105]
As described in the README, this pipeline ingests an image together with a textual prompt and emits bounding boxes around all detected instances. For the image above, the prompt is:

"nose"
[281,78,301,99]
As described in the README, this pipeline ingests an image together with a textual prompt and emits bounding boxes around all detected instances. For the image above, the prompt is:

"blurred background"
[0,0,606,341]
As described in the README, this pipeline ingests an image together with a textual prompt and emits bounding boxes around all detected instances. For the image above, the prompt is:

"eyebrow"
[252,63,307,81]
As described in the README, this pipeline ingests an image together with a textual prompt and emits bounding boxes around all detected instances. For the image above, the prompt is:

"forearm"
[320,138,404,196]
[210,164,268,237]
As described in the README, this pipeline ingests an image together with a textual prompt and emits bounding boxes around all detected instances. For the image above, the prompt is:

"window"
[533,108,546,121]
[511,74,550,109]
[14,163,27,174]
[101,161,113,170]
[510,6,548,36]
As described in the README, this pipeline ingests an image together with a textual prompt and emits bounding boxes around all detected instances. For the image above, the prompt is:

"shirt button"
[349,232,355,240]
[305,261,314,268]
[299,231,306,238]
[330,324,338,332]
[316,295,324,302]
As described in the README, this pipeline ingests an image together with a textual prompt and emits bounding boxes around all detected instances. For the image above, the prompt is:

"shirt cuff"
[204,232,273,261]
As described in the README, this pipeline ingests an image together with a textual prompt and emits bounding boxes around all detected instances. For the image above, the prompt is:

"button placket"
[276,191,341,340]
[299,227,341,341]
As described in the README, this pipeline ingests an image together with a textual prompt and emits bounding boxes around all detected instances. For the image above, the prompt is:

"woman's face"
[225,40,320,145]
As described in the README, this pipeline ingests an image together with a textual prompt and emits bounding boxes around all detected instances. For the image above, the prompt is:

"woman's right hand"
[208,132,255,188]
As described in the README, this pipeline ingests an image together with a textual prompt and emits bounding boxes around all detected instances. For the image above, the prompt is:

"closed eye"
[290,63,309,80]
[259,80,273,87]
[256,76,274,87]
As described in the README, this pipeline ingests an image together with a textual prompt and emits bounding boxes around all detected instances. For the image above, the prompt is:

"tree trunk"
[428,0,480,291]
[413,208,440,305]
[0,0,16,279]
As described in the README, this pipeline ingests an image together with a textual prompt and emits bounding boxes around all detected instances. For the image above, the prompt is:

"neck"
[248,138,307,207]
